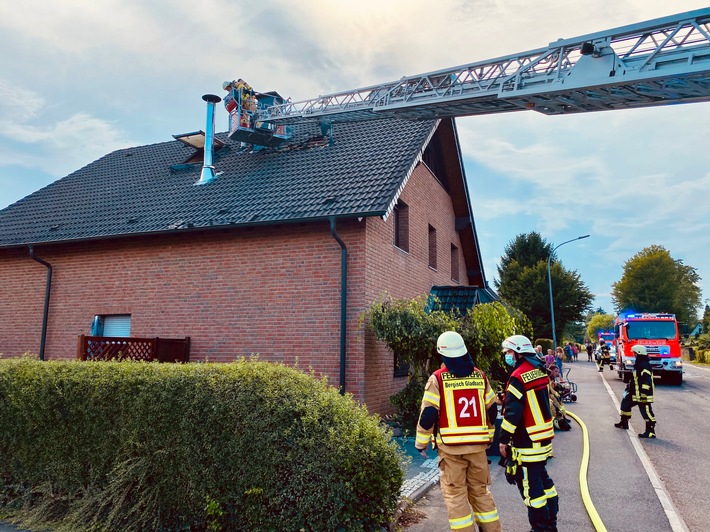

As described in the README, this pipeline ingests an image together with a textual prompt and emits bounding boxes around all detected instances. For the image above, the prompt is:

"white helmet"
[631,345,648,356]
[437,331,467,358]
[501,335,535,354]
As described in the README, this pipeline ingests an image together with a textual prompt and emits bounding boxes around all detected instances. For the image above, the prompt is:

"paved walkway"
[397,427,502,502]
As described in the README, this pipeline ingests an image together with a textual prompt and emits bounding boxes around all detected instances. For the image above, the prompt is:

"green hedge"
[534,338,553,355]
[0,359,403,531]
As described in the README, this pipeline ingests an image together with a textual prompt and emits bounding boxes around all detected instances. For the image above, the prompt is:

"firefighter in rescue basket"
[415,331,502,532]
[614,344,657,438]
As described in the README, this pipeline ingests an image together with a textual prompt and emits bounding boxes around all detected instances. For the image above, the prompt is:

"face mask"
[505,354,515,366]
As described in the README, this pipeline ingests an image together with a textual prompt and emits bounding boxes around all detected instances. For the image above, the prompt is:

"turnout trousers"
[438,448,502,531]
[619,395,655,422]
[513,459,559,532]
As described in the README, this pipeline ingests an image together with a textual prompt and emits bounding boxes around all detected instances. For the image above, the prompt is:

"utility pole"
[548,235,590,349]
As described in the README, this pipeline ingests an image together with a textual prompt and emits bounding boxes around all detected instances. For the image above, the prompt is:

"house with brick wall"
[0,114,493,414]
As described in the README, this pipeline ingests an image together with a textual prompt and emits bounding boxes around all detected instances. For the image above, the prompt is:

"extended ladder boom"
[257,8,710,124]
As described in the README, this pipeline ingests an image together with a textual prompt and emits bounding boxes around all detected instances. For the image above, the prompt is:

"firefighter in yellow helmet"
[614,344,656,438]
[499,334,558,532]
[415,331,502,532]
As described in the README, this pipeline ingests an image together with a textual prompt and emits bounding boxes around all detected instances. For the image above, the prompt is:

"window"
[91,314,132,337]
[393,200,409,252]
[428,225,437,269]
[393,353,410,378]
[451,244,459,282]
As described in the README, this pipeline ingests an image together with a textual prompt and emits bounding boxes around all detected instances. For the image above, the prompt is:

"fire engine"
[614,312,683,385]
[598,331,614,345]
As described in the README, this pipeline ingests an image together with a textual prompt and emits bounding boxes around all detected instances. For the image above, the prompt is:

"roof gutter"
[329,217,348,395]
[28,245,52,361]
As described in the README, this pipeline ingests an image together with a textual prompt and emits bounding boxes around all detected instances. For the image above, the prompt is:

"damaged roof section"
[0,118,444,247]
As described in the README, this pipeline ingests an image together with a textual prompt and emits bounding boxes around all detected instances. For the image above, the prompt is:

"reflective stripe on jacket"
[630,360,654,402]
[501,359,554,450]
[434,367,495,445]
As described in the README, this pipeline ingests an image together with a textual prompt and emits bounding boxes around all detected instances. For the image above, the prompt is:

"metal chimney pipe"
[196,94,222,185]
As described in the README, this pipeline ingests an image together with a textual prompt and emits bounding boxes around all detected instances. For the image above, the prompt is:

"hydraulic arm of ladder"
[257,8,710,124]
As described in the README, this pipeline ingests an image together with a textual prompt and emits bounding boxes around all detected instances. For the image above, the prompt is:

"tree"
[366,295,531,431]
[586,314,615,342]
[703,304,710,335]
[562,321,586,344]
[495,232,594,342]
[611,245,702,326]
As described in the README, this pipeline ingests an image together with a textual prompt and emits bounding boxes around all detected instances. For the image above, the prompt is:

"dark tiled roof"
[428,285,499,314]
[0,118,437,247]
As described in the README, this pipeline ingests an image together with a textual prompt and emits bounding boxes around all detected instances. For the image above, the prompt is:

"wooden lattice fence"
[76,335,190,363]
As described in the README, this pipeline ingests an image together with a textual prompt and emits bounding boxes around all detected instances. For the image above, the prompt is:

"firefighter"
[498,335,558,532]
[597,341,611,372]
[222,80,238,113]
[614,345,656,438]
[414,331,502,532]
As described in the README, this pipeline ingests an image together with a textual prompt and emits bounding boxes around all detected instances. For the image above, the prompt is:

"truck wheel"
[622,372,631,384]
[666,373,683,385]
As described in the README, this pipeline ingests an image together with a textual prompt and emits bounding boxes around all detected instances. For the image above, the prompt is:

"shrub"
[534,338,553,355]
[389,379,425,435]
[367,295,532,427]
[695,333,710,351]
[0,359,403,531]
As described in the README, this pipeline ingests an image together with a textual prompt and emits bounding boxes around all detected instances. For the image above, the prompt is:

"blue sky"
[1,0,708,318]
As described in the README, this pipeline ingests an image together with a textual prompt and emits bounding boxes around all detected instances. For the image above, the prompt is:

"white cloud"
[0,79,134,176]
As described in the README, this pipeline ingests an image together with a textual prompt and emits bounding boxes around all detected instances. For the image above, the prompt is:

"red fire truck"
[614,312,683,385]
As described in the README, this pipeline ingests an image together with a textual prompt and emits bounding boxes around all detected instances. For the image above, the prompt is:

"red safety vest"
[509,360,554,442]
[434,367,493,445]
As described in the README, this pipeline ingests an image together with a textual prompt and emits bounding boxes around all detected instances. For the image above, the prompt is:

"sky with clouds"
[1,0,708,319]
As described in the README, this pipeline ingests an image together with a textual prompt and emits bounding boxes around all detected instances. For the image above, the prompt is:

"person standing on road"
[415,331,502,532]
[563,342,573,363]
[614,345,657,438]
[586,342,594,362]
[597,342,612,372]
[499,335,558,532]
[571,343,579,361]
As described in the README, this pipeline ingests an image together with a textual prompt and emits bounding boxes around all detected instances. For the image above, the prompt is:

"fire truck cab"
[614,312,683,385]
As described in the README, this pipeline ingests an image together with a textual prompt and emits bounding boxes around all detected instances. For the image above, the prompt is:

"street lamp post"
[547,234,590,350]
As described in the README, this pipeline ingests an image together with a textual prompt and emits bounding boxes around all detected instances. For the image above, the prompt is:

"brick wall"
[0,223,366,391]
[360,162,466,413]
[0,164,469,414]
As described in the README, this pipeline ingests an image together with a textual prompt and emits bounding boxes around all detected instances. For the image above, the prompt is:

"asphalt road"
[605,362,710,532]
[405,360,703,531]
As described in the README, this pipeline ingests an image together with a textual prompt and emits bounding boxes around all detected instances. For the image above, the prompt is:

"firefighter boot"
[614,416,629,430]
[639,421,656,439]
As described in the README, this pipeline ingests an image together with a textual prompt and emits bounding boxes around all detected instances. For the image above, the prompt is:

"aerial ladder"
[227,7,710,145]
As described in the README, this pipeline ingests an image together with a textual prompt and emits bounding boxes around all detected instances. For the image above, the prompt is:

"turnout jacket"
[626,356,654,403]
[415,365,497,455]
[499,355,554,462]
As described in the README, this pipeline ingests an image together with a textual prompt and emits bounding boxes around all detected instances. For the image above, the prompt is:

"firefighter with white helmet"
[499,334,558,532]
[614,344,656,438]
[414,331,502,532]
